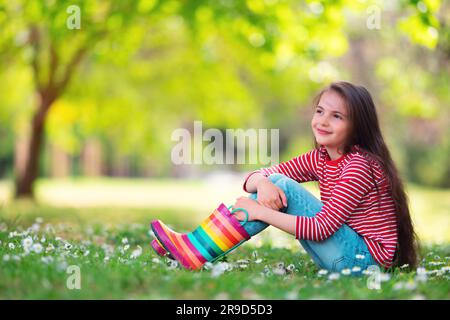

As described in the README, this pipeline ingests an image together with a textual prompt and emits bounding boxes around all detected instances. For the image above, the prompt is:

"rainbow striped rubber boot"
[150,203,251,270]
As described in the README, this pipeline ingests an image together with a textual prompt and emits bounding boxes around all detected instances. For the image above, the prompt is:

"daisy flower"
[318,269,328,276]
[130,246,142,259]
[341,268,351,275]
[328,273,340,280]
[32,243,43,254]
[352,266,362,273]
[22,236,33,249]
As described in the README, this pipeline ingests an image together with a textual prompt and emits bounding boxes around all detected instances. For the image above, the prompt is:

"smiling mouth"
[316,128,332,135]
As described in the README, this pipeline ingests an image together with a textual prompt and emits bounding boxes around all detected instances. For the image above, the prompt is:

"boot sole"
[151,239,173,258]
[151,220,193,270]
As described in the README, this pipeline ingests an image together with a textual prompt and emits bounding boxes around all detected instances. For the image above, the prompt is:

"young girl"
[151,81,419,274]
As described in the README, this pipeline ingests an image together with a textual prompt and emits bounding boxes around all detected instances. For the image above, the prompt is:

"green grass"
[0,178,449,299]
[0,215,449,299]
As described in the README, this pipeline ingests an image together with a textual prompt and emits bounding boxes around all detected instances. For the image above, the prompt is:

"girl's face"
[311,90,351,151]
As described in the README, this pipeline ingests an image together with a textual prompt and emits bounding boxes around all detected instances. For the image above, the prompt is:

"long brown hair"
[312,81,419,270]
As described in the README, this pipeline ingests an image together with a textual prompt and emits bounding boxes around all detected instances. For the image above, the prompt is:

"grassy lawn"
[0,178,449,299]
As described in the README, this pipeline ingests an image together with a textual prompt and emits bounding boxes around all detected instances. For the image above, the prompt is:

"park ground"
[0,177,449,299]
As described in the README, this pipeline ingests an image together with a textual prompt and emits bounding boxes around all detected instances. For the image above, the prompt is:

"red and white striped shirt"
[243,145,398,269]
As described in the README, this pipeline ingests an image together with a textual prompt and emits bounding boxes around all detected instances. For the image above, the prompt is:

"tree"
[0,1,172,198]
[0,0,441,198]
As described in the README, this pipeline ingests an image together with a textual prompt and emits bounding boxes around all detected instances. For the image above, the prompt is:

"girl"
[151,81,419,274]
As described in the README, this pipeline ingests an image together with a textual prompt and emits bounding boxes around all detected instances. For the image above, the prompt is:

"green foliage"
[0,0,447,186]
[398,0,441,49]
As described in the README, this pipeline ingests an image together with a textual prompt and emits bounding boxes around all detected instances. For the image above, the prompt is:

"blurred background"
[0,0,449,245]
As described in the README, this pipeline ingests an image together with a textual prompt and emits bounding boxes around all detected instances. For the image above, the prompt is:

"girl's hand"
[231,197,262,222]
[255,179,287,211]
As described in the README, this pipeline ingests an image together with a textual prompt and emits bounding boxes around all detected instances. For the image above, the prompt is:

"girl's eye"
[334,114,342,120]
[316,109,323,114]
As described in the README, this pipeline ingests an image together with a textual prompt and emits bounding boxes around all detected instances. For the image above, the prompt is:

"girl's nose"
[320,118,329,126]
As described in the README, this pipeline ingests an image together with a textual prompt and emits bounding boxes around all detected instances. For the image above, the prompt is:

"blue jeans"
[243,173,378,274]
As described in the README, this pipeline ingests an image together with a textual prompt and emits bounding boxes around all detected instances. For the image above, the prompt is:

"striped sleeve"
[243,150,320,193]
[295,156,375,241]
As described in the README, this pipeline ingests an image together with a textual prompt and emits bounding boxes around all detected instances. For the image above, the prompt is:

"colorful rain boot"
[151,238,173,258]
[150,203,251,270]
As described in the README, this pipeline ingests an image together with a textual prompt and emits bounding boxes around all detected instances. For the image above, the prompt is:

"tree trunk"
[15,100,52,199]
[51,144,71,178]
[82,139,104,177]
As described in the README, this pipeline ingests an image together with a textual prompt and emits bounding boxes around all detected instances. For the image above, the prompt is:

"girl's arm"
[244,172,270,193]
[293,157,374,241]
[233,197,296,235]
[256,206,297,235]
[236,156,375,241]
[243,149,320,193]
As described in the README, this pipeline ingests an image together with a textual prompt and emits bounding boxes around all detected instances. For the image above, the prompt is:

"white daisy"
[441,266,450,273]
[341,268,351,275]
[167,259,178,270]
[32,243,43,254]
[273,266,286,276]
[130,246,142,259]
[203,262,213,270]
[352,266,362,273]
[380,273,391,282]
[30,223,40,233]
[22,237,33,249]
[318,269,328,276]
[328,273,340,280]
[211,262,229,278]
[355,254,365,260]
[151,257,161,264]
[415,267,428,282]
[236,259,249,264]
[8,243,15,250]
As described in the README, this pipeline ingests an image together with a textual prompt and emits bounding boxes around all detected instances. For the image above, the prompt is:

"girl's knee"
[272,174,305,192]
[267,173,286,184]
